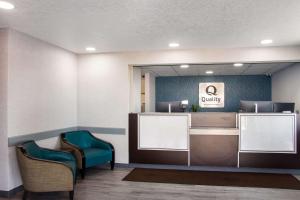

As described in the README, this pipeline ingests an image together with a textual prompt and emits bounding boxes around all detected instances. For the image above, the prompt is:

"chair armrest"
[60,136,85,169]
[88,133,114,150]
[17,148,74,193]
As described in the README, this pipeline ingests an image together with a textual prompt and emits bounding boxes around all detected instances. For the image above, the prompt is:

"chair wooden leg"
[74,170,78,184]
[69,190,74,200]
[22,190,28,200]
[80,169,85,179]
[110,160,115,170]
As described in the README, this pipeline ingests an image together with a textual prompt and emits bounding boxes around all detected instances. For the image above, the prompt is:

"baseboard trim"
[0,185,23,198]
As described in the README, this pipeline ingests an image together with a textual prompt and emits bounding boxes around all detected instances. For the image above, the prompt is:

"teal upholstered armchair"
[60,130,115,179]
[17,141,76,200]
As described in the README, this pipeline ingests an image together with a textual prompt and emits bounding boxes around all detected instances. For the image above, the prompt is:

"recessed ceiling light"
[85,47,96,52]
[234,63,244,67]
[0,1,15,10]
[261,39,273,45]
[169,43,180,47]
[180,64,189,69]
[206,70,214,74]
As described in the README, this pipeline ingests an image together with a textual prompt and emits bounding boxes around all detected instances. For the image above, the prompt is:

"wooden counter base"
[190,135,238,167]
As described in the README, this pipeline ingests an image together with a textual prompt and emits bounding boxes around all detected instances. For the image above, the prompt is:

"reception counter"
[129,112,299,168]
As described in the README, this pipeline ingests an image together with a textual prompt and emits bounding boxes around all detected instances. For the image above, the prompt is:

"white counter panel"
[138,114,189,150]
[239,114,296,153]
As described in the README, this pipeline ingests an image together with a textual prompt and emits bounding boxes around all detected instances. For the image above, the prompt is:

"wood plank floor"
[2,167,300,200]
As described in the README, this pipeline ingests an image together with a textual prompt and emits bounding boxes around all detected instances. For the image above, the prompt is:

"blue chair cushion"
[22,141,77,178]
[64,131,93,149]
[83,148,112,168]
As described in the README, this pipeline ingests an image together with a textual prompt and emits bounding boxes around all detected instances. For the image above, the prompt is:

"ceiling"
[1,0,300,53]
[139,62,295,77]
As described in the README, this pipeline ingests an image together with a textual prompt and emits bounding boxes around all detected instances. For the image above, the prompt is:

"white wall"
[0,29,10,191]
[7,30,78,137]
[77,54,131,164]
[145,72,156,112]
[0,29,78,190]
[272,63,300,113]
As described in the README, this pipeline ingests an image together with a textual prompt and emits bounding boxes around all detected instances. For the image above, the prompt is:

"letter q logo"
[206,85,217,96]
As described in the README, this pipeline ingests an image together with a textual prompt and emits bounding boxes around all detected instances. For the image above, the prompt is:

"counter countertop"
[138,112,191,116]
[238,112,296,115]
[190,127,239,135]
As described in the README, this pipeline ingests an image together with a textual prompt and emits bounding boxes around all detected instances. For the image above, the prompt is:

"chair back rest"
[63,130,93,149]
[21,141,44,159]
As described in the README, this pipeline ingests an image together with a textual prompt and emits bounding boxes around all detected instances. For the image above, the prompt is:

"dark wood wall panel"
[129,113,188,165]
[190,135,238,167]
[191,112,236,128]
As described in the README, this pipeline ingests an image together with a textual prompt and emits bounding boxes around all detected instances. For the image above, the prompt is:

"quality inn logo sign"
[199,82,224,108]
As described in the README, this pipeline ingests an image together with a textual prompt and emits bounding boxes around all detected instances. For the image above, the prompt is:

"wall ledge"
[8,126,126,147]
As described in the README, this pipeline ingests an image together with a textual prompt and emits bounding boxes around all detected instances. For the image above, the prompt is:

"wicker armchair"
[17,141,76,200]
[61,130,115,179]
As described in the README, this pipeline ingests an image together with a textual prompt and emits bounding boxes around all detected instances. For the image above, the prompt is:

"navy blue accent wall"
[156,75,271,112]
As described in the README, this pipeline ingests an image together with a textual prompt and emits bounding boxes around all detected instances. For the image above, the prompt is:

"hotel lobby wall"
[0,29,78,191]
[145,72,156,112]
[272,63,300,113]
[132,68,142,113]
[156,75,271,112]
[0,29,10,191]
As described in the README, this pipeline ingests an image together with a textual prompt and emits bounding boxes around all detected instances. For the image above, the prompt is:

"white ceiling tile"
[1,1,300,53]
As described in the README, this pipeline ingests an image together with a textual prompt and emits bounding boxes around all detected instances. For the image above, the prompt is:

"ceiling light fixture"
[169,43,180,47]
[206,70,214,74]
[234,63,244,67]
[0,1,15,10]
[85,47,96,52]
[180,64,189,69]
[261,39,273,45]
